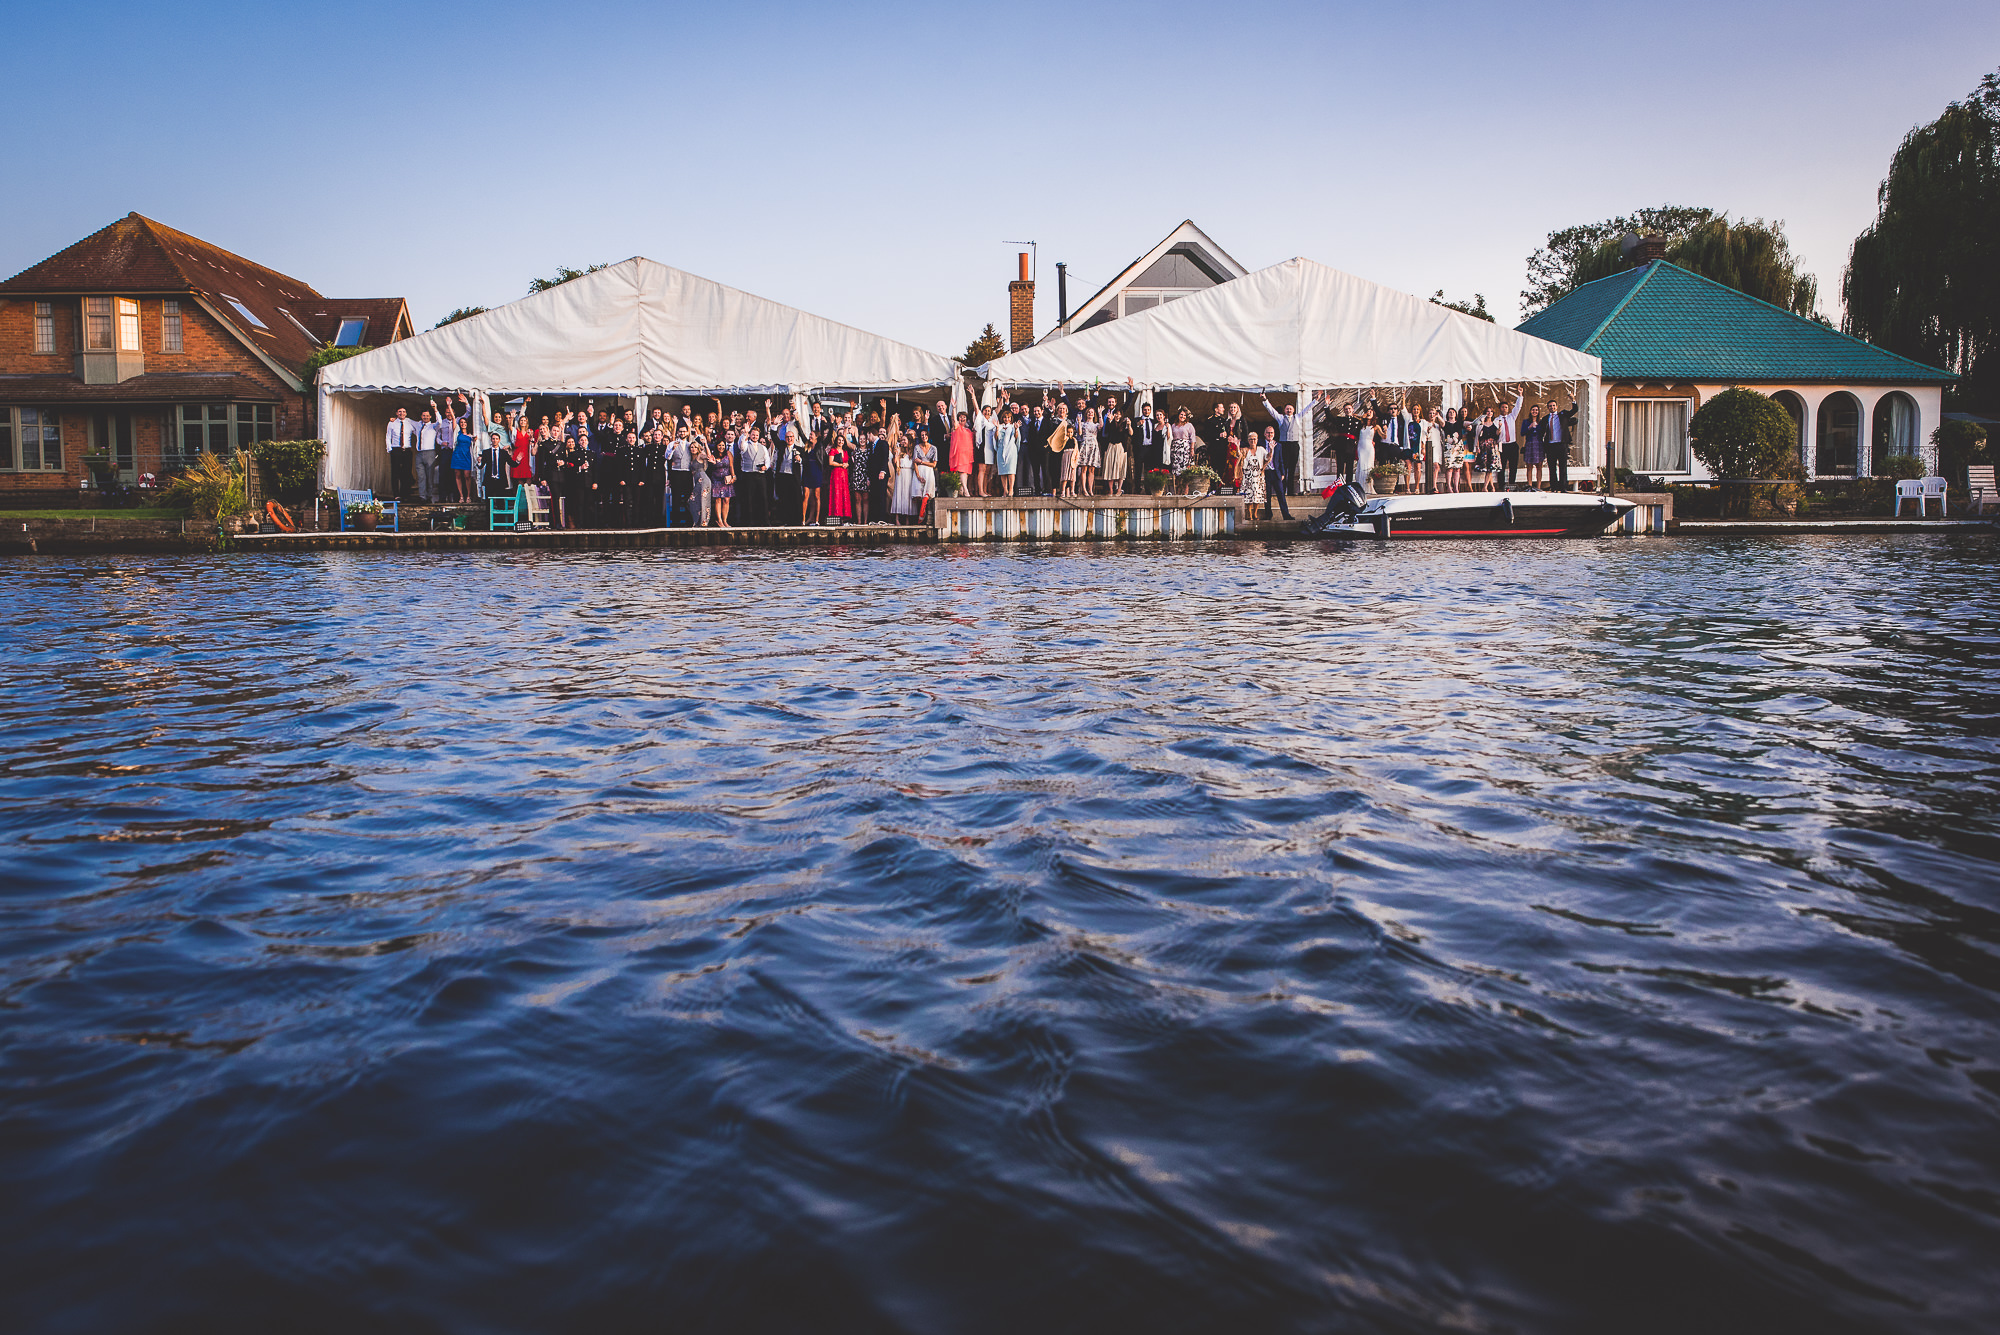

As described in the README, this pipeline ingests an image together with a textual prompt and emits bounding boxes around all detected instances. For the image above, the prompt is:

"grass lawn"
[0,508,192,520]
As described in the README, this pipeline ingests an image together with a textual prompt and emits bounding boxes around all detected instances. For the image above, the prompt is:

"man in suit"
[866,431,893,522]
[1024,404,1049,495]
[926,399,952,452]
[1133,408,1159,493]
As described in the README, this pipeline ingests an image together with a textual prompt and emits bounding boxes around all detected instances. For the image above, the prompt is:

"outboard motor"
[1300,483,1366,534]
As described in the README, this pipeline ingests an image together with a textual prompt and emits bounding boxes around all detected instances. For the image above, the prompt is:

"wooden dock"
[233,522,938,552]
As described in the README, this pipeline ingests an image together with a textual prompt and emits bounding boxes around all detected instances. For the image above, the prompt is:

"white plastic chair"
[1921,476,1948,516]
[1893,479,1926,516]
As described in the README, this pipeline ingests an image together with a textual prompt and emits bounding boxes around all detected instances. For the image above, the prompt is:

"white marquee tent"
[318,257,961,491]
[976,257,1604,487]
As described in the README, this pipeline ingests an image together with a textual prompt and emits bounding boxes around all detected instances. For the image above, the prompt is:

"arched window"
[1815,392,1860,477]
[1771,391,1806,468]
[1870,391,1919,473]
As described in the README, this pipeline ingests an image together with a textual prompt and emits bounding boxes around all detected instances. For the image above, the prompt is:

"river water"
[3,534,1998,1334]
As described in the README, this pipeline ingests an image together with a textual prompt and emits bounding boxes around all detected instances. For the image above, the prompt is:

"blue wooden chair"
[489,488,522,530]
[337,487,399,532]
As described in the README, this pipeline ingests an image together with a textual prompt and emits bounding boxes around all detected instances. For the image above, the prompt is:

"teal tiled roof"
[1516,262,1955,385]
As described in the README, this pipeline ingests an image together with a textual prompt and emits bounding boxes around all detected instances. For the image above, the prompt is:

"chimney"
[1056,262,1069,326]
[1620,230,1670,268]
[1008,252,1034,351]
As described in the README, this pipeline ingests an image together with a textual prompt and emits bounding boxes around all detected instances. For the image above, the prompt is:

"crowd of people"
[379,383,1583,529]
[1316,390,1579,493]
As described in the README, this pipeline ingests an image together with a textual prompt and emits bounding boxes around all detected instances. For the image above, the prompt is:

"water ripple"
[2,533,1998,1334]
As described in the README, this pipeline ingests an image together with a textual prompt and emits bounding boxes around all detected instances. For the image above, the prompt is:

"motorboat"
[1300,485,1634,539]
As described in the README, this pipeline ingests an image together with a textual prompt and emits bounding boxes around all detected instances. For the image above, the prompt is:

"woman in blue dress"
[994,409,1021,497]
[450,416,475,502]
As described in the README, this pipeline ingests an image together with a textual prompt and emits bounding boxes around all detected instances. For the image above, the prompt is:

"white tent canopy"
[976,256,1601,391]
[319,257,958,490]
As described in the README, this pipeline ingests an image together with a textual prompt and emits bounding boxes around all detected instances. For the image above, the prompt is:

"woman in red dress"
[828,436,853,524]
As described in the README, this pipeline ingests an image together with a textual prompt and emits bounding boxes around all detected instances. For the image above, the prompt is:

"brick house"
[0,213,410,496]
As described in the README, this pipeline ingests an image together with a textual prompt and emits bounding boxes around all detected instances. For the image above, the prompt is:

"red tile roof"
[0,214,406,379]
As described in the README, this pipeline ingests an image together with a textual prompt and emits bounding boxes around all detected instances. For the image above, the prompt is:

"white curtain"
[1877,393,1916,460]
[1617,400,1688,474]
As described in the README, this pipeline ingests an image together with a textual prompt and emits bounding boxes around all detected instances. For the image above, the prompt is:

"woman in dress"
[449,416,475,502]
[1240,433,1269,515]
[1475,412,1500,491]
[995,409,1020,497]
[708,434,735,527]
[1169,408,1197,491]
[1074,407,1101,496]
[947,412,974,495]
[802,427,827,526]
[1522,406,1548,490]
[827,433,853,524]
[913,431,938,523]
[689,435,713,527]
[1100,406,1130,495]
[890,432,920,520]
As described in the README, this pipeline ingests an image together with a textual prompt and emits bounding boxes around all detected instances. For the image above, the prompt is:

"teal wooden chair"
[489,488,521,530]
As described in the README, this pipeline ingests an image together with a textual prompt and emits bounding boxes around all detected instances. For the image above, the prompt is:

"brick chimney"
[1626,233,1670,267]
[1008,253,1035,351]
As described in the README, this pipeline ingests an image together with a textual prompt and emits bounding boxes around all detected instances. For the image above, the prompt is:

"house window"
[1615,398,1690,474]
[174,403,275,460]
[162,300,183,352]
[117,298,140,352]
[84,296,113,351]
[1869,391,1919,471]
[1,408,64,472]
[236,403,275,449]
[1815,392,1860,476]
[334,317,368,347]
[33,302,55,354]
[179,404,235,458]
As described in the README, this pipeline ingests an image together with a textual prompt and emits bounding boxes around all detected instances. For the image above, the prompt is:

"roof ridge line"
[132,214,202,294]
[1578,264,1657,353]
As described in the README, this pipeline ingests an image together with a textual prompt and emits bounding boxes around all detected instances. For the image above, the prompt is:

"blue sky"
[5,1,1994,353]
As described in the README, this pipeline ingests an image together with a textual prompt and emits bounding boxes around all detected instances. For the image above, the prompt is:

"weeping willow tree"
[1842,70,2000,409]
[1523,208,1819,317]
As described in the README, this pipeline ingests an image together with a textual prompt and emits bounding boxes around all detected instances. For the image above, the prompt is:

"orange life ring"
[265,501,296,532]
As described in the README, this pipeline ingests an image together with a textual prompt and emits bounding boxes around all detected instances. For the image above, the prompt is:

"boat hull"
[1307,491,1633,539]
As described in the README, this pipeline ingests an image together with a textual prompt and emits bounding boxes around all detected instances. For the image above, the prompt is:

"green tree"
[1521,205,1717,315]
[1429,290,1493,322]
[433,306,486,329]
[1842,68,2000,410]
[962,322,1006,365]
[528,263,610,294]
[1530,212,1820,318]
[1689,388,1801,479]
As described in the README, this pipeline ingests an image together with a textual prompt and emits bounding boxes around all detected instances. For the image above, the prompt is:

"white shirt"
[417,421,441,452]
[1497,392,1525,445]
[387,417,418,450]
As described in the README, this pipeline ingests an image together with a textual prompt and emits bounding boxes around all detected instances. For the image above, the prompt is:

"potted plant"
[937,470,966,497]
[1367,463,1402,495]
[346,498,385,531]
[1176,465,1222,496]
[1141,468,1174,496]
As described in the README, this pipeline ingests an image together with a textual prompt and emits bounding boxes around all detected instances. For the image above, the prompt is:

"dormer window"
[334,317,368,347]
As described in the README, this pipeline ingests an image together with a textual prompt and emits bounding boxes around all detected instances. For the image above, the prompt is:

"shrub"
[251,439,326,497]
[161,452,247,520]
[1690,388,1802,479]
[937,470,966,497]
[1141,469,1174,495]
[1177,465,1223,492]
[1875,453,1924,479]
